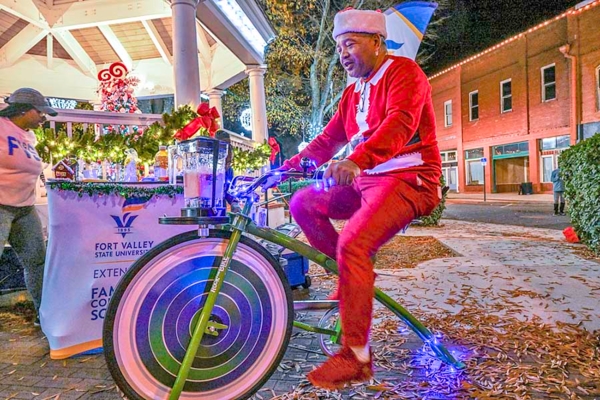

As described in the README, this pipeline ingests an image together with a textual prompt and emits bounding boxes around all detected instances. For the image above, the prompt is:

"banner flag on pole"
[384,1,438,60]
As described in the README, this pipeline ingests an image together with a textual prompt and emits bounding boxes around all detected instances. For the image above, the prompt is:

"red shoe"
[307,346,373,390]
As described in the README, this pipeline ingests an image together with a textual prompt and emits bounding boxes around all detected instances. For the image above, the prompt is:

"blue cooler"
[259,223,311,289]
[281,248,310,289]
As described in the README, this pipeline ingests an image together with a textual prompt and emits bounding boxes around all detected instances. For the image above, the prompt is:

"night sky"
[425,0,582,74]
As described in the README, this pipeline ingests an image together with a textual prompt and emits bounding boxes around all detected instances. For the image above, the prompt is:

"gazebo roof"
[0,0,274,100]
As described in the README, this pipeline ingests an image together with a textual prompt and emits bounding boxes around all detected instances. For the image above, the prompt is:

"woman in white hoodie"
[0,88,57,320]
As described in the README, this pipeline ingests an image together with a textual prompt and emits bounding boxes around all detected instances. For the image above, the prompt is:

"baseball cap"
[7,88,58,116]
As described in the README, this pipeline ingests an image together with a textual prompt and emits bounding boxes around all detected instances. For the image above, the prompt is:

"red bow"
[268,137,280,163]
[174,102,220,141]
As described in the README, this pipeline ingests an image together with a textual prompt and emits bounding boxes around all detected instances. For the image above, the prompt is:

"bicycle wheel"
[318,306,342,357]
[104,230,293,400]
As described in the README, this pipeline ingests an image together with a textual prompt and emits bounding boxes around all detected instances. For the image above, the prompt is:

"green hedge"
[419,175,447,227]
[276,179,314,198]
[559,133,600,255]
[277,175,447,227]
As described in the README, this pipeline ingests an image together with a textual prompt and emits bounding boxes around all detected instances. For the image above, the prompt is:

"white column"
[171,0,201,107]
[246,65,268,143]
[206,89,224,128]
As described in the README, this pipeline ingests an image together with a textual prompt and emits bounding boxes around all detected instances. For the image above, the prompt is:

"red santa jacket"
[285,55,441,184]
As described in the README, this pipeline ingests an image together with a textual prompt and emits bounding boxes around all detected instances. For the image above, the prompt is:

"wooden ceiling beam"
[52,29,97,78]
[0,0,50,29]
[196,21,213,71]
[98,24,132,69]
[0,24,47,67]
[46,32,53,69]
[142,19,171,66]
[52,0,171,31]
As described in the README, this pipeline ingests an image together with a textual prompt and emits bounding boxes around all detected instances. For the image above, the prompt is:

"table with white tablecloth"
[40,182,190,359]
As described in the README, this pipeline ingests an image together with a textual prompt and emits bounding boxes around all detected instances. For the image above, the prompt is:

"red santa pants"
[290,172,439,346]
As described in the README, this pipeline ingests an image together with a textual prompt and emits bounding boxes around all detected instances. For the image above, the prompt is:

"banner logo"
[110,196,151,238]
[111,213,138,238]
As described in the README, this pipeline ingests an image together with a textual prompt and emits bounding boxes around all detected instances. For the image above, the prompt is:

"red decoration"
[268,137,280,163]
[97,62,140,116]
[98,62,128,81]
[174,102,220,141]
[563,226,580,243]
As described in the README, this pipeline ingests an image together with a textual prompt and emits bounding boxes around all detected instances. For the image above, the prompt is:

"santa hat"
[332,8,387,40]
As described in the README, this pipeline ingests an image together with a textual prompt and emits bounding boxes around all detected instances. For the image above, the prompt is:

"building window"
[444,100,452,127]
[596,65,600,111]
[441,150,457,163]
[494,142,529,156]
[541,64,556,102]
[540,135,570,150]
[469,91,479,121]
[465,148,484,185]
[500,79,512,113]
[541,155,555,183]
[540,135,570,183]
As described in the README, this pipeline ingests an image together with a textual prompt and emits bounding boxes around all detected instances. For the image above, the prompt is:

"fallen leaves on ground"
[0,301,36,332]
[280,225,600,400]
[375,235,458,269]
[573,246,600,263]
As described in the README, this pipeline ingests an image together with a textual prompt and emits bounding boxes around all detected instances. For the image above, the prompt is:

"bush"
[277,175,447,227]
[559,133,600,255]
[419,175,447,227]
[276,179,314,198]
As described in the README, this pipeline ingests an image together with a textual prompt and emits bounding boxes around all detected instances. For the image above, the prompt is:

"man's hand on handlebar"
[322,159,360,190]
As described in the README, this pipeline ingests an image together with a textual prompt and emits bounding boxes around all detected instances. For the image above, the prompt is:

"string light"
[429,0,600,80]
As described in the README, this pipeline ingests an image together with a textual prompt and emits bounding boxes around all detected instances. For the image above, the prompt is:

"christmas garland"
[48,181,183,199]
[36,104,271,173]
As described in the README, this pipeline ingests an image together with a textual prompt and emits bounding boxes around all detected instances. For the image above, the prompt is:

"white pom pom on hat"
[332,7,387,39]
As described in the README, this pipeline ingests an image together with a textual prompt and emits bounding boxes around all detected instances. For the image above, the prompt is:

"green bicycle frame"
[169,193,464,399]
[246,222,462,367]
[168,214,246,400]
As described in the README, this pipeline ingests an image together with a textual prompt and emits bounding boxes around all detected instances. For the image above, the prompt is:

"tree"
[222,0,447,154]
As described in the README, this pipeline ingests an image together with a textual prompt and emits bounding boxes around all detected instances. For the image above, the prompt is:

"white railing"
[46,109,162,137]
[46,109,256,151]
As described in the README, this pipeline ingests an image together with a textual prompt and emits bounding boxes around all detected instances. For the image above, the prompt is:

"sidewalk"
[447,191,553,203]
[0,220,598,399]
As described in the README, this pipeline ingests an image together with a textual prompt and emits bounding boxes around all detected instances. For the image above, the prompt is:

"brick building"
[430,0,600,194]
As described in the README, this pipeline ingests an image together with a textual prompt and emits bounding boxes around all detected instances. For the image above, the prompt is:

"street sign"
[481,157,487,166]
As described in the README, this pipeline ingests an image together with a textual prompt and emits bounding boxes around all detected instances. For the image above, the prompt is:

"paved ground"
[447,192,553,203]
[443,202,571,230]
[1,219,599,399]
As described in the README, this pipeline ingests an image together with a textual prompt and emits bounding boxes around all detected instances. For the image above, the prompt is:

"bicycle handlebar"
[228,170,312,199]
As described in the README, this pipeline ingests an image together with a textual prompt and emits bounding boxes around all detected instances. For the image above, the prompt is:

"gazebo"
[0,0,274,145]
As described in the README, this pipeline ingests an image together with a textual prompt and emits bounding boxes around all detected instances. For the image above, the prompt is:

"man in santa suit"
[275,7,442,389]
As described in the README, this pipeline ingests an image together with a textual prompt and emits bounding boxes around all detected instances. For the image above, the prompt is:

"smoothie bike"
[103,137,465,400]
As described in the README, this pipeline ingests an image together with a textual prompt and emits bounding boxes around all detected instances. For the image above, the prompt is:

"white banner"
[40,184,189,359]
[384,2,438,60]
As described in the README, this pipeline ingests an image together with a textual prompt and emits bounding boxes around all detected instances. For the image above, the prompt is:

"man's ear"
[372,34,380,49]
[372,34,383,54]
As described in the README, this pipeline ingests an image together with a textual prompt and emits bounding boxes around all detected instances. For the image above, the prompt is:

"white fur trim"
[356,81,371,134]
[333,9,387,39]
[363,152,424,175]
